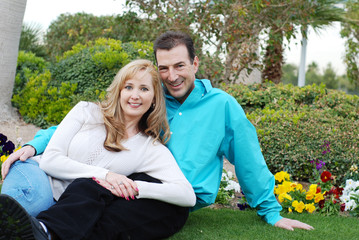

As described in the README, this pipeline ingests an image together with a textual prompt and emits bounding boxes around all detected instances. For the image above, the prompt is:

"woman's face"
[120,70,155,123]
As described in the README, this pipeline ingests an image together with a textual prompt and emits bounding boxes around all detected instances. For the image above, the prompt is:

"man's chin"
[168,89,184,98]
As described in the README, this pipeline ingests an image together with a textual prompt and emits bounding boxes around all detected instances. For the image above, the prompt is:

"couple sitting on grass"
[0,31,313,240]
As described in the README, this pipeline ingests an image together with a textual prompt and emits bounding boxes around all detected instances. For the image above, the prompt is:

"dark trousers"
[37,173,189,240]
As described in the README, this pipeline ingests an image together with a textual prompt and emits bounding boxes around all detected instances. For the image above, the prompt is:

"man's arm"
[1,126,58,179]
[25,125,58,155]
[222,97,313,230]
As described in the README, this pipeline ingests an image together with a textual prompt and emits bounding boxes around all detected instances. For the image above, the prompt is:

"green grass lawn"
[1,182,357,239]
[167,208,358,240]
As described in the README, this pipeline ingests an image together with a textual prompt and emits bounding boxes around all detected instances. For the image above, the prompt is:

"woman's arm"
[135,143,196,207]
[39,102,109,180]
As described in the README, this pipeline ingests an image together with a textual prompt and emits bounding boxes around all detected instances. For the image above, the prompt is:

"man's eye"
[159,68,167,72]
[177,64,185,69]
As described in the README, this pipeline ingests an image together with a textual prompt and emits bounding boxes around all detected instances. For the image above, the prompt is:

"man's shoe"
[0,194,49,240]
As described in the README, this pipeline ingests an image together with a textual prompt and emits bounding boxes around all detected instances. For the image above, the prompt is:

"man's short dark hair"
[153,31,196,64]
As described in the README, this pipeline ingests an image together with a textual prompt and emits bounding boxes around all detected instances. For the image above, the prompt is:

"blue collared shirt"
[165,79,282,225]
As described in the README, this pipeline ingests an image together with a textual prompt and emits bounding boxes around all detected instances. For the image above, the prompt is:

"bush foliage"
[12,38,153,128]
[221,82,359,183]
[14,51,48,95]
[50,38,153,97]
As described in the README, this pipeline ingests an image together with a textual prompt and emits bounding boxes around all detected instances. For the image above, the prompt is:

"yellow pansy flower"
[274,171,290,183]
[1,155,8,163]
[305,203,316,213]
[306,191,315,200]
[292,200,305,213]
[275,181,292,195]
[314,192,324,203]
[306,184,318,200]
[278,193,292,203]
[295,183,303,192]
[308,184,318,194]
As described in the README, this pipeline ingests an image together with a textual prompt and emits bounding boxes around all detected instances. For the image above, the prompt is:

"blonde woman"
[0,59,195,240]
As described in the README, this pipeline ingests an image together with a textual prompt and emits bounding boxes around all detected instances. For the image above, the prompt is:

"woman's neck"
[125,119,140,138]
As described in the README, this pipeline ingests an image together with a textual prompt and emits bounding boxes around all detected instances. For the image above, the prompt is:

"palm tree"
[298,0,346,86]
[20,23,47,58]
[0,0,27,121]
[262,0,345,84]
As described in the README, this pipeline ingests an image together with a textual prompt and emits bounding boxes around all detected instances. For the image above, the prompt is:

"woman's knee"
[1,160,54,216]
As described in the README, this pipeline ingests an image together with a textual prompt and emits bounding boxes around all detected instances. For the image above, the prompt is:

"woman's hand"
[1,145,36,179]
[94,172,138,200]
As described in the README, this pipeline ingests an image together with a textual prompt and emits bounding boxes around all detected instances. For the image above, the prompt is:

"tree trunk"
[262,27,284,84]
[0,0,27,121]
[298,32,308,87]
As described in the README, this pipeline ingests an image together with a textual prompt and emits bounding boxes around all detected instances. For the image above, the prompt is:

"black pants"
[37,173,189,240]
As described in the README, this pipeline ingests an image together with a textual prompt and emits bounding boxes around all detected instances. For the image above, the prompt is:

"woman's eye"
[125,86,132,90]
[141,87,149,91]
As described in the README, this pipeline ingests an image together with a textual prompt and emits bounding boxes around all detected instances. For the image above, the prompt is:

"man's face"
[156,45,199,104]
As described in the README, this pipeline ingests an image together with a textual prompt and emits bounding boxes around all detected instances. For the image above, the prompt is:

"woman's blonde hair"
[99,59,170,152]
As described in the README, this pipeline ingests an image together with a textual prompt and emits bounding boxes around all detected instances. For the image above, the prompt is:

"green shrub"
[14,51,48,95]
[221,82,359,183]
[13,39,154,127]
[50,38,154,99]
[12,71,77,128]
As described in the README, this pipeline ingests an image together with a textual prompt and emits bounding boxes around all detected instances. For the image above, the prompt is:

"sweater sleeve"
[39,102,109,180]
[135,142,196,207]
[25,126,58,155]
[221,97,282,225]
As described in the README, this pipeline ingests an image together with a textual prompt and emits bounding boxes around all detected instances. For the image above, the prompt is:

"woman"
[0,59,196,240]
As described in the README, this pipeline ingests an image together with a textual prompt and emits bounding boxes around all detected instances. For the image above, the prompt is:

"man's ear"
[193,56,199,73]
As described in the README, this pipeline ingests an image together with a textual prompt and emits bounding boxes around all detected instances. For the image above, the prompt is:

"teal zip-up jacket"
[26,79,282,225]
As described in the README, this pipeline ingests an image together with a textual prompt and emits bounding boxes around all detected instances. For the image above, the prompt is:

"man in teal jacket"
[2,31,313,236]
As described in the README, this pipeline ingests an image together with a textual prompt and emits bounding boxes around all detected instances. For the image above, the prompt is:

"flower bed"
[215,141,359,217]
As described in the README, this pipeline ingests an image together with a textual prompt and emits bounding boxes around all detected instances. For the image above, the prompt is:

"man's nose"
[168,68,177,82]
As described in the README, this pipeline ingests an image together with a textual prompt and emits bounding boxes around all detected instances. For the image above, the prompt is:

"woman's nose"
[131,90,140,99]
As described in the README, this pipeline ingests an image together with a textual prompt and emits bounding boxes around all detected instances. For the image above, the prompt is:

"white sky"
[23,0,346,75]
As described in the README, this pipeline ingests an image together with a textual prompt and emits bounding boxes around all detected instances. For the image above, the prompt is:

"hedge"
[221,82,359,183]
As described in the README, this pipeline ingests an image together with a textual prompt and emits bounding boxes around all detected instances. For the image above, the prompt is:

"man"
[2,31,313,238]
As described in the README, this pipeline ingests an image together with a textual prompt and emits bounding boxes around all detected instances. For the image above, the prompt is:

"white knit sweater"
[38,101,196,207]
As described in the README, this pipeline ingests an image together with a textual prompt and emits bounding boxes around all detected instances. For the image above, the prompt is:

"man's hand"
[274,217,314,231]
[1,145,36,179]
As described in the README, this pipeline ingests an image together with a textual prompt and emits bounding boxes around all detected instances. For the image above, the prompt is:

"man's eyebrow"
[158,61,185,68]
[174,61,186,65]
